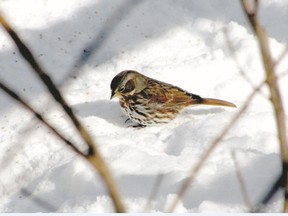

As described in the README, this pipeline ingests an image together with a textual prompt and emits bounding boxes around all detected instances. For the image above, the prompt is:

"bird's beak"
[110,90,119,100]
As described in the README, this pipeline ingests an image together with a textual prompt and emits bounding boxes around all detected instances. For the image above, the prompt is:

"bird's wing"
[144,79,193,105]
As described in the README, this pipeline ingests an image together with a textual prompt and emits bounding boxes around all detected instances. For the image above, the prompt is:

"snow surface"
[0,0,288,213]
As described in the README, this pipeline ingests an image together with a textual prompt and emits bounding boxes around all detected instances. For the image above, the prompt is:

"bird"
[110,70,236,127]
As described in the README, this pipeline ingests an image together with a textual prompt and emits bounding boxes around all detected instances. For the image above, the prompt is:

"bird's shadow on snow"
[183,107,226,116]
[73,100,126,127]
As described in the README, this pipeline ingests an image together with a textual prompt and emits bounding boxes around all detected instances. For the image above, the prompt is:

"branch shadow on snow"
[3,152,280,212]
[0,0,287,112]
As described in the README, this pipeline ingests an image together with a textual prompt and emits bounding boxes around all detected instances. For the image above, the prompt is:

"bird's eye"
[123,80,135,93]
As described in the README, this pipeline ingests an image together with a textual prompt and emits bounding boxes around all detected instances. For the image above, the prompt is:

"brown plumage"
[110,70,236,127]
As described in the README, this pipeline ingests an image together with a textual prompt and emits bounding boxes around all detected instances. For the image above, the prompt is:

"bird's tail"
[200,98,236,108]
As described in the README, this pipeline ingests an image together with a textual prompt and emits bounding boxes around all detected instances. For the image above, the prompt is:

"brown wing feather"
[167,86,193,104]
[145,78,192,107]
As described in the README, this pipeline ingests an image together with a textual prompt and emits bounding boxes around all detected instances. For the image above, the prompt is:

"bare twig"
[167,80,265,212]
[231,150,253,211]
[241,0,288,212]
[274,47,288,68]
[279,70,288,80]
[224,28,266,98]
[144,174,164,212]
[0,81,84,156]
[0,13,125,212]
[254,165,287,212]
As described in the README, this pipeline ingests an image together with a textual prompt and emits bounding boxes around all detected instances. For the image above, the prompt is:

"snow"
[0,0,288,213]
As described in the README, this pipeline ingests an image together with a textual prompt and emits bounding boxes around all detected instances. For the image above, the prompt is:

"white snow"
[0,0,288,213]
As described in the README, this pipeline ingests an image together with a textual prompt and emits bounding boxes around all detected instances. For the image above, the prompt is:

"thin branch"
[144,174,164,212]
[242,0,256,15]
[224,28,266,98]
[274,46,288,68]
[279,70,288,79]
[0,81,83,156]
[231,150,253,211]
[241,0,288,212]
[0,13,125,212]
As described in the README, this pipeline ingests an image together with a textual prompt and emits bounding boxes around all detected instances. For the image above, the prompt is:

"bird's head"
[110,70,147,99]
